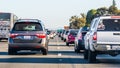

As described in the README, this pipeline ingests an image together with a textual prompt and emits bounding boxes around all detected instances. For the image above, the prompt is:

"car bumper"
[68,39,75,43]
[94,44,120,51]
[9,43,47,50]
[78,40,85,50]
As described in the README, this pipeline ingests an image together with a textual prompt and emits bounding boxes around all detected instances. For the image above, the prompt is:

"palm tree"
[69,15,78,29]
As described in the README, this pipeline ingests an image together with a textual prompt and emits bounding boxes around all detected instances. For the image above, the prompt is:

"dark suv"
[8,19,48,55]
[74,26,88,53]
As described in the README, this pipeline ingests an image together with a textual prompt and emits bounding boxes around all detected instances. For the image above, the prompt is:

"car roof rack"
[17,19,41,22]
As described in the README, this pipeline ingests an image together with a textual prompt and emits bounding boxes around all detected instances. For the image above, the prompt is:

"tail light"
[35,46,41,48]
[68,34,72,38]
[111,16,120,18]
[36,33,46,38]
[10,34,18,38]
[93,32,97,40]
[78,33,82,40]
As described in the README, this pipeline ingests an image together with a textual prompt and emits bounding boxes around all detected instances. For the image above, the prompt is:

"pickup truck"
[84,16,120,63]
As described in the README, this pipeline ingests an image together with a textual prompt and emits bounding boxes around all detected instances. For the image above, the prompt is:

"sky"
[0,0,120,29]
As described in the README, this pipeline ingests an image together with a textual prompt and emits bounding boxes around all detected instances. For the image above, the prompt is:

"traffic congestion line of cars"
[5,15,120,63]
[58,29,78,46]
[57,28,87,53]
[57,15,120,63]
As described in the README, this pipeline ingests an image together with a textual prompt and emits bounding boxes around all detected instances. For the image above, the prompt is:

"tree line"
[69,0,120,29]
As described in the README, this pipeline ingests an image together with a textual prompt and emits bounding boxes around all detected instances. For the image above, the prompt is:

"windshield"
[13,22,43,31]
[0,13,10,21]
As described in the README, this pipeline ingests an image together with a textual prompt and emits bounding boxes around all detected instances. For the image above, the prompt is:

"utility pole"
[113,0,116,7]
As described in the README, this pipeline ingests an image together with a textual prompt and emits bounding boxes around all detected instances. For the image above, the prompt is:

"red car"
[66,29,79,46]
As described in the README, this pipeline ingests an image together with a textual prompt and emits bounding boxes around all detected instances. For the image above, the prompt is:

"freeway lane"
[0,36,120,68]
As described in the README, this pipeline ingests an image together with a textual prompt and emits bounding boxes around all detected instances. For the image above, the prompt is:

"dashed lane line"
[58,53,62,57]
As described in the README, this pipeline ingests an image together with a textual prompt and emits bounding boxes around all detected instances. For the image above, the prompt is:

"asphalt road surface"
[0,36,120,68]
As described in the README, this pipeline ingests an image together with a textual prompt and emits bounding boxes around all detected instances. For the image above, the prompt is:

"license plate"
[112,45,120,50]
[24,36,31,39]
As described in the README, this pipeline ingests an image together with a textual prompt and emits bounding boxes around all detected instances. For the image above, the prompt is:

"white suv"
[84,16,120,63]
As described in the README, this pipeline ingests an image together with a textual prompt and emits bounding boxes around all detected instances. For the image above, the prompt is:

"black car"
[74,26,89,53]
[8,19,48,55]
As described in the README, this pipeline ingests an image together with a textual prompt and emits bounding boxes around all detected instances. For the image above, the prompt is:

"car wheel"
[88,50,96,63]
[61,37,63,40]
[74,43,80,53]
[84,49,88,60]
[64,39,66,42]
[74,46,79,53]
[75,48,80,53]
[74,43,77,52]
[41,49,48,55]
[8,49,17,55]
[66,42,69,46]
[0,38,2,42]
[50,37,53,39]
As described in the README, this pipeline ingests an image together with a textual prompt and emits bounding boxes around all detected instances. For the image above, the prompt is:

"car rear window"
[65,31,69,35]
[97,19,120,31]
[82,26,89,31]
[13,22,43,31]
[70,30,78,35]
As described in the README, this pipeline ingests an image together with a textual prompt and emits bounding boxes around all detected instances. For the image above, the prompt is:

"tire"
[0,38,2,42]
[64,39,66,42]
[75,48,80,53]
[74,44,80,53]
[88,50,96,63]
[58,35,60,37]
[8,48,17,55]
[66,42,69,46]
[50,37,53,39]
[61,37,63,40]
[84,49,88,60]
[41,49,48,55]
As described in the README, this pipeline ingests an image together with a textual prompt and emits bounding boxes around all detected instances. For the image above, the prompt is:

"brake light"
[36,34,46,38]
[35,46,41,48]
[78,33,82,40]
[111,16,120,18]
[10,34,18,38]
[93,32,97,40]
[68,34,72,38]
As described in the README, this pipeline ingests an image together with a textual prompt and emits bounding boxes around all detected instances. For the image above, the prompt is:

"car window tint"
[65,31,69,34]
[13,22,43,31]
[70,30,78,35]
[97,19,120,31]
[82,26,88,31]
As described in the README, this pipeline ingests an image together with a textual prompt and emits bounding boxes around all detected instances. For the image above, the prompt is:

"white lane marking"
[56,36,59,46]
[57,43,59,46]
[58,53,62,56]
[57,47,60,49]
